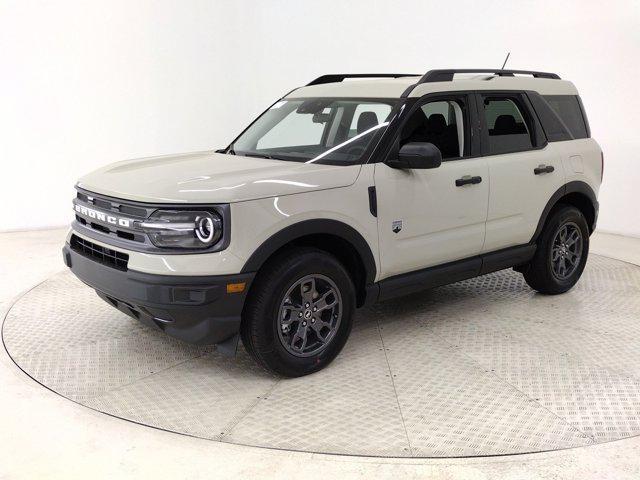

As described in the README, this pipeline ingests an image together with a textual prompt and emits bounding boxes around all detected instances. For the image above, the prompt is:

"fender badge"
[392,220,402,234]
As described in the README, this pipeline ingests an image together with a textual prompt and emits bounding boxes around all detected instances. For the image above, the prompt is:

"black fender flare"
[241,219,378,285]
[531,180,599,242]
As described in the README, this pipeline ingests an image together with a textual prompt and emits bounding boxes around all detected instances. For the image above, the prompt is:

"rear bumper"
[62,244,254,345]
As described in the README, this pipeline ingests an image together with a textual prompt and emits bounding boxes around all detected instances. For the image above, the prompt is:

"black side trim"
[378,257,481,301]
[368,186,377,217]
[531,181,598,242]
[241,219,377,285]
[377,243,537,302]
[480,244,536,275]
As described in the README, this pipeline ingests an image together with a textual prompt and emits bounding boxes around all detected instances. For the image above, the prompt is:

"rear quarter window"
[543,95,589,139]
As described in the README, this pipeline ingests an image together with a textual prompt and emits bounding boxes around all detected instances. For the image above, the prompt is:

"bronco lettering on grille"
[74,204,132,228]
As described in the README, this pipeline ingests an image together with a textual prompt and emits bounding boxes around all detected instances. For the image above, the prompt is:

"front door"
[374,94,489,280]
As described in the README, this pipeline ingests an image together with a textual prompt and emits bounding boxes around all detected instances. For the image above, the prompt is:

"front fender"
[241,218,377,285]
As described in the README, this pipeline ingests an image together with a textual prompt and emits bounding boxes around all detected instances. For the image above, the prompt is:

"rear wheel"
[241,247,355,377]
[522,205,589,294]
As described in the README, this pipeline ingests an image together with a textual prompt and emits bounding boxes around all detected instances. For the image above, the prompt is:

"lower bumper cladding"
[62,243,255,346]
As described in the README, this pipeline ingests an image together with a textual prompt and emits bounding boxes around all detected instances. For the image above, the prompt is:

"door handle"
[534,164,555,175]
[455,175,482,187]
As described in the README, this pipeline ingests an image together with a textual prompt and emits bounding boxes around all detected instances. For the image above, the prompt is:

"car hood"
[77,151,362,204]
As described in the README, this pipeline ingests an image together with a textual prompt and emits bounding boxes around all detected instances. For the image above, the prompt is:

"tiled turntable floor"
[4,254,640,457]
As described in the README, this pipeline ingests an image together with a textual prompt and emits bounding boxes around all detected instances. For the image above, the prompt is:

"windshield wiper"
[215,146,235,155]
[241,152,280,160]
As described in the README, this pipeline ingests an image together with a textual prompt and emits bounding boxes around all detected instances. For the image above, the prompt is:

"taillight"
[600,151,604,181]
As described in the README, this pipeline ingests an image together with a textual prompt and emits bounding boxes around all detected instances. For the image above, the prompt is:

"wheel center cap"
[304,310,312,319]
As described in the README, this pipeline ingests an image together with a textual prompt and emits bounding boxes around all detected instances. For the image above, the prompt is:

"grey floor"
[3,246,640,459]
[2,229,640,479]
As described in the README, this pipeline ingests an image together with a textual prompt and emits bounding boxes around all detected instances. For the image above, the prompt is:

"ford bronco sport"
[63,69,602,376]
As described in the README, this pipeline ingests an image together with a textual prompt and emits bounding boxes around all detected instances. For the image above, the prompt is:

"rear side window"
[543,95,589,139]
[481,96,534,154]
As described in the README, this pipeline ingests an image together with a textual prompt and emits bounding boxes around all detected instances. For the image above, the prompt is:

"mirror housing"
[387,142,442,169]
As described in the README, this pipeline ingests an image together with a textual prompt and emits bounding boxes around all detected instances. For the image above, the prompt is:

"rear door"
[476,91,566,252]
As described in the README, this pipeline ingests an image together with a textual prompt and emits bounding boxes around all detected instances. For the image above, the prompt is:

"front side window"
[232,98,398,165]
[400,99,468,159]
[482,96,534,154]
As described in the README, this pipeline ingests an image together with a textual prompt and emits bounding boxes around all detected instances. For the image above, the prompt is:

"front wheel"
[241,247,355,377]
[522,204,590,294]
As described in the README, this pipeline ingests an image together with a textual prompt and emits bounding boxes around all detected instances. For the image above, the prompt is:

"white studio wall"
[1,0,639,235]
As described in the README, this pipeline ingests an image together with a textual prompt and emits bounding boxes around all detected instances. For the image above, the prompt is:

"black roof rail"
[418,69,560,83]
[307,73,420,86]
[400,69,561,97]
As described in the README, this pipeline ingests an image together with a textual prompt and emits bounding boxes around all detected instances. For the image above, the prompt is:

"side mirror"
[387,142,442,169]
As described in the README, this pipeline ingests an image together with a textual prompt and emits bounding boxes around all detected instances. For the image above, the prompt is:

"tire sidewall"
[539,206,590,291]
[252,251,355,376]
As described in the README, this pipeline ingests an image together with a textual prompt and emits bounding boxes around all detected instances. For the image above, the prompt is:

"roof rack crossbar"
[307,73,420,86]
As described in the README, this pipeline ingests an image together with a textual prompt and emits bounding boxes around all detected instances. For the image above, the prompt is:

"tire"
[240,247,355,377]
[523,204,589,294]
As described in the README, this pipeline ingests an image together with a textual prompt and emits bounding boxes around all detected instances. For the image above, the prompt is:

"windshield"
[230,98,399,165]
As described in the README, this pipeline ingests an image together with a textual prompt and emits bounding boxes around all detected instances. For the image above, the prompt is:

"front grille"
[74,190,149,244]
[70,234,129,271]
[73,187,229,254]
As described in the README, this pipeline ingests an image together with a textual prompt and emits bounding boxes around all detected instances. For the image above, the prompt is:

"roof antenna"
[501,52,511,70]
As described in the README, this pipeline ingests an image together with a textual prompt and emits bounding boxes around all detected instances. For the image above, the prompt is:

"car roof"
[286,74,578,99]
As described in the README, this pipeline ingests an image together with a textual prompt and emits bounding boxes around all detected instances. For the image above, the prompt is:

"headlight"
[140,210,223,249]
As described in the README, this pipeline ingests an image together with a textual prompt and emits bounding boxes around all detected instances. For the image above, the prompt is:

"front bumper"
[62,243,255,345]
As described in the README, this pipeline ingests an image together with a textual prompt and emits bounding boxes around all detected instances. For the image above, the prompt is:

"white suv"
[63,69,602,376]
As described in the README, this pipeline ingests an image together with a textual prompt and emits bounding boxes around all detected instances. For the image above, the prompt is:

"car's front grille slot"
[93,198,113,210]
[70,234,129,271]
[90,222,111,234]
[117,230,136,241]
[119,204,148,217]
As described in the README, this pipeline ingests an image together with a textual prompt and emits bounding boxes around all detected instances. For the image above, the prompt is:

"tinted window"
[544,95,589,139]
[482,96,533,154]
[527,92,572,142]
[400,99,468,159]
